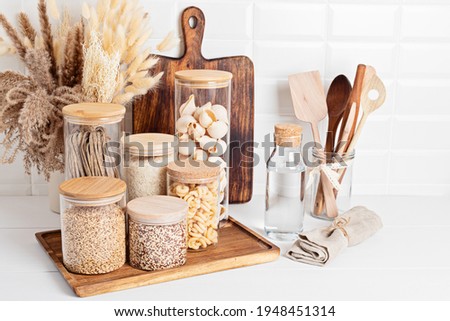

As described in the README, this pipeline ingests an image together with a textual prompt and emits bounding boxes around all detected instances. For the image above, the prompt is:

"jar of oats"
[59,177,126,275]
[124,133,175,201]
[167,160,220,251]
[127,195,188,271]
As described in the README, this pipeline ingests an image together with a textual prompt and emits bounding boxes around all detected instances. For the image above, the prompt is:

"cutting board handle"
[182,7,205,58]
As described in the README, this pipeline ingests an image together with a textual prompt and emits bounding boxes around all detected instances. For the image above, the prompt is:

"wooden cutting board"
[132,6,254,204]
[36,217,279,297]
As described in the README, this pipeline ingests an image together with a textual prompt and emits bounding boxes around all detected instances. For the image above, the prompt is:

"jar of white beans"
[167,160,220,251]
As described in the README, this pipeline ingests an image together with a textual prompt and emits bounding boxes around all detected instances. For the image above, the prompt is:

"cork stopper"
[274,123,303,147]
[167,160,220,182]
[127,196,188,225]
[59,177,126,201]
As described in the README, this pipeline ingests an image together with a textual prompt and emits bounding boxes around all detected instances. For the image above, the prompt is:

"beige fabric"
[287,206,383,266]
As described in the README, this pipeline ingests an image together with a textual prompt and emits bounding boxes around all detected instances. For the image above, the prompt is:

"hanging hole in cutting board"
[368,89,379,101]
[189,16,198,29]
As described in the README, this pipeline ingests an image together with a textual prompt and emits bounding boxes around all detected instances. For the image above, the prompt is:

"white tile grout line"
[386,2,402,195]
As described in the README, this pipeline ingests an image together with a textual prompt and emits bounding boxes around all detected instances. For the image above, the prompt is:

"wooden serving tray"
[36,217,279,297]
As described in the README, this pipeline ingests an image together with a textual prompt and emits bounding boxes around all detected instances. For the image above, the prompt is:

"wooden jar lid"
[274,123,303,147]
[127,195,188,224]
[63,103,126,124]
[175,70,232,87]
[125,133,175,157]
[59,177,126,201]
[167,160,220,181]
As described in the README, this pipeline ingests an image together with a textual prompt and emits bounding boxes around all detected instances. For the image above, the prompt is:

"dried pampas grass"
[83,0,171,105]
[0,0,85,179]
[82,32,119,103]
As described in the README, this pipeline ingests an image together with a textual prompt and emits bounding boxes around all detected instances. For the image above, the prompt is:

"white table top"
[0,195,449,301]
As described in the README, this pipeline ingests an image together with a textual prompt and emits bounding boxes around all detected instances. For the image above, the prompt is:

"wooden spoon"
[314,75,352,215]
[288,70,338,217]
[346,74,386,153]
[325,75,352,153]
[335,64,366,154]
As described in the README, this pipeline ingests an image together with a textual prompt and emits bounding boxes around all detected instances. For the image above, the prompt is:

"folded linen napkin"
[287,206,383,266]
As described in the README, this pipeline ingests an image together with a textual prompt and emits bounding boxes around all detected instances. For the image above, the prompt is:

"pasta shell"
[211,104,228,123]
[199,109,217,128]
[177,138,196,156]
[175,115,196,134]
[207,120,228,139]
[194,102,212,120]
[179,95,197,116]
[208,139,227,156]
[198,135,216,150]
[192,149,208,161]
[187,122,206,140]
[208,156,227,169]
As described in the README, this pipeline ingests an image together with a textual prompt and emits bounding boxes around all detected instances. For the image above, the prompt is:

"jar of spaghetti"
[167,160,220,251]
[62,103,125,180]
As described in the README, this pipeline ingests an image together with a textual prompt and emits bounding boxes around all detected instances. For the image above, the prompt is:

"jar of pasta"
[167,160,220,251]
[62,103,125,180]
[174,70,232,223]
[124,133,175,201]
[127,195,188,271]
[59,176,126,275]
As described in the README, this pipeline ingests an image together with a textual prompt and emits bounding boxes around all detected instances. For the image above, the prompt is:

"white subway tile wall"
[0,0,448,196]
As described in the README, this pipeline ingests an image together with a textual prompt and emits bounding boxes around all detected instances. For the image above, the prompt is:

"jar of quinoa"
[127,195,188,271]
[59,177,126,275]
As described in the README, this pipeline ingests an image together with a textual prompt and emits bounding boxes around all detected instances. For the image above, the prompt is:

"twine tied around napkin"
[286,206,383,266]
[327,216,351,240]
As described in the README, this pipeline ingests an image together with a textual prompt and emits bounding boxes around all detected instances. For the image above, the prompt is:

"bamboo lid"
[127,196,188,224]
[175,70,233,86]
[167,160,220,181]
[63,103,126,124]
[59,177,126,201]
[274,123,303,147]
[125,133,175,157]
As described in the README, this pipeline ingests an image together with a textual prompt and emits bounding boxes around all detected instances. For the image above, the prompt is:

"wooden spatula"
[325,75,352,153]
[288,71,338,217]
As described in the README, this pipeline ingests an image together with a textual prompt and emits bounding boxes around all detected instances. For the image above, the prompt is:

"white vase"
[48,171,65,214]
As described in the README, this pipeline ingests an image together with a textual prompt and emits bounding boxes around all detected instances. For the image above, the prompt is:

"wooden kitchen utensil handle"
[181,7,206,58]
[335,64,366,154]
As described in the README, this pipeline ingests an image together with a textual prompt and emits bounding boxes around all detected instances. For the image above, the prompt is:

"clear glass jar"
[127,195,188,271]
[305,148,355,220]
[167,160,220,251]
[62,103,125,180]
[174,70,232,223]
[124,133,175,201]
[265,124,305,241]
[59,176,126,275]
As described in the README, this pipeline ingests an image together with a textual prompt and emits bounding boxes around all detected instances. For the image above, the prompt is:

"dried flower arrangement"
[0,0,176,180]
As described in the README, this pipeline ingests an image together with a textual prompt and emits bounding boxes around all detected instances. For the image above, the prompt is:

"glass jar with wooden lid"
[167,160,220,251]
[124,133,175,201]
[174,70,232,223]
[62,103,126,180]
[127,195,188,271]
[59,176,126,275]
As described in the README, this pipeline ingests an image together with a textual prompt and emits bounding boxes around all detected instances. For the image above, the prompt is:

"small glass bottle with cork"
[265,123,305,241]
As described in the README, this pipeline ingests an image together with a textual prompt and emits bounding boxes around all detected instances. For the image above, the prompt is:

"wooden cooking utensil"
[288,71,338,217]
[325,75,352,153]
[346,74,386,153]
[132,7,254,204]
[335,64,366,154]
[315,75,352,214]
